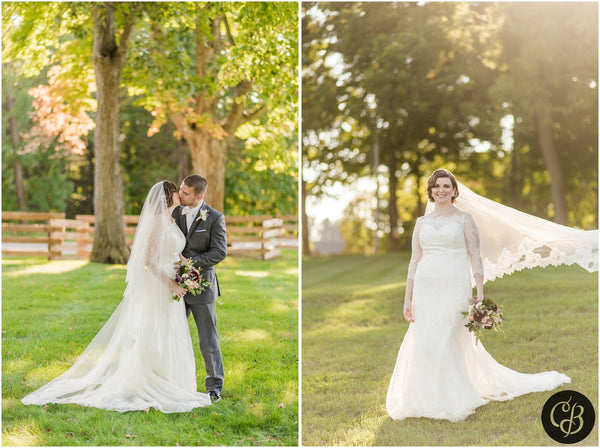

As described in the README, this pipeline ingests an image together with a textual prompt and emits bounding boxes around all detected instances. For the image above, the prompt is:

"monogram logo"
[550,396,585,437]
[542,390,595,444]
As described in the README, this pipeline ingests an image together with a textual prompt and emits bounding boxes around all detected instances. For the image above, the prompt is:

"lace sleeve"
[407,218,423,280]
[463,212,484,277]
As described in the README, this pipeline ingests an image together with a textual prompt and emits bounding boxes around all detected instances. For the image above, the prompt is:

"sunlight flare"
[1,421,44,446]
[235,270,269,278]
[228,328,271,342]
[3,260,87,277]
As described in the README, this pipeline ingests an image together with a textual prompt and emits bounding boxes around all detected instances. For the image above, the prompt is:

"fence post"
[262,218,283,260]
[76,221,91,260]
[48,219,64,261]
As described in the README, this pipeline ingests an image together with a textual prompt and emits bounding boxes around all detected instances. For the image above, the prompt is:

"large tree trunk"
[90,3,136,264]
[12,159,25,211]
[301,179,311,256]
[177,128,227,211]
[165,12,264,213]
[507,143,522,210]
[4,77,26,211]
[387,153,401,252]
[176,137,190,185]
[535,107,569,225]
[413,165,425,219]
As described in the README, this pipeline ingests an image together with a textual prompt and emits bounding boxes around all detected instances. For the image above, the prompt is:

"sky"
[304,176,377,241]
[304,114,516,241]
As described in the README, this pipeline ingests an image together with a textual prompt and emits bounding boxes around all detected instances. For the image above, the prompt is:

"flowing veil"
[426,181,598,283]
[22,182,204,411]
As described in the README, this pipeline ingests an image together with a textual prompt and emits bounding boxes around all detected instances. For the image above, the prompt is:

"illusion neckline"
[424,211,465,219]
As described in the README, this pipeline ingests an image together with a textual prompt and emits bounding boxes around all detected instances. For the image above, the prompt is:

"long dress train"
[22,220,211,413]
[386,212,569,422]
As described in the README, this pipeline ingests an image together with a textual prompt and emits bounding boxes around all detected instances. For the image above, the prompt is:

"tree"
[2,63,27,211]
[126,2,298,211]
[303,2,503,251]
[2,5,98,214]
[2,2,138,263]
[301,2,348,255]
[89,3,141,263]
[492,3,598,225]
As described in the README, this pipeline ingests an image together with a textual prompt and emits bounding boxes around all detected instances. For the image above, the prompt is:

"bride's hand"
[403,300,414,322]
[169,281,187,299]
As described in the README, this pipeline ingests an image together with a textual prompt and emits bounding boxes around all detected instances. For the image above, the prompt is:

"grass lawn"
[302,253,598,446]
[2,250,298,446]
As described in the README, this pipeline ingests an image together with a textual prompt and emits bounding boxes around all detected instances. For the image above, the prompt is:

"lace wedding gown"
[22,221,211,413]
[386,212,570,422]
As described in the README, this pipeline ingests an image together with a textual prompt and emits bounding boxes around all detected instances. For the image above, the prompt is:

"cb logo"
[541,390,595,444]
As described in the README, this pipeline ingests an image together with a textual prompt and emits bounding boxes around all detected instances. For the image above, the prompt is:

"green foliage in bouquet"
[461,297,505,344]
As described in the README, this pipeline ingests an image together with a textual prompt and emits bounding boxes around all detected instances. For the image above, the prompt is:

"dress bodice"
[418,215,467,255]
[163,222,186,275]
[407,211,484,280]
[168,221,186,259]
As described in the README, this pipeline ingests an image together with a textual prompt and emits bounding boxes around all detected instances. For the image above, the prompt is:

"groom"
[173,174,227,402]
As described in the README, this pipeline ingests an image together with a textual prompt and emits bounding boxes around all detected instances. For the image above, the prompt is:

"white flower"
[196,209,209,222]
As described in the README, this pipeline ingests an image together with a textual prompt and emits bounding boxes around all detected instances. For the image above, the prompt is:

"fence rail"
[2,211,298,261]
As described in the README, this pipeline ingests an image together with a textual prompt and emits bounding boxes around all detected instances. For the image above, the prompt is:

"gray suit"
[173,203,227,394]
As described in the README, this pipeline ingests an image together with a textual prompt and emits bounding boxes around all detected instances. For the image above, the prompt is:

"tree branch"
[221,79,268,138]
[92,3,117,62]
[223,11,236,46]
[195,14,213,115]
[244,104,269,122]
[116,6,139,64]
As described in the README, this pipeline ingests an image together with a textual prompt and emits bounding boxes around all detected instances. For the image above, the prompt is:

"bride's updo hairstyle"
[162,180,178,207]
[427,169,459,203]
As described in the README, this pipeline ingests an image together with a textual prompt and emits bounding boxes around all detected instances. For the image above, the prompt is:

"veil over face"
[426,181,598,282]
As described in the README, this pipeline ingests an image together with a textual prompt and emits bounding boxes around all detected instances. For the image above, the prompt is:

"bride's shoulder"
[457,210,478,226]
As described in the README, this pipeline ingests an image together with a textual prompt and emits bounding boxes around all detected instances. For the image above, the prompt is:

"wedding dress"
[22,183,211,413]
[386,211,571,422]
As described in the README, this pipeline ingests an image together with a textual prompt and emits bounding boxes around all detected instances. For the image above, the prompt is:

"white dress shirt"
[183,201,204,231]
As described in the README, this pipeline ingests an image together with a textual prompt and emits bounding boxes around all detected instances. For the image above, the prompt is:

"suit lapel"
[186,203,209,241]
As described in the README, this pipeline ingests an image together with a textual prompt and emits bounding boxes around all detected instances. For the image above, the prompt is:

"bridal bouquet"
[172,257,212,301]
[461,297,505,344]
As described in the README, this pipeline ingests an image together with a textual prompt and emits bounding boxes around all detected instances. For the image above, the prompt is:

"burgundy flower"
[473,310,486,323]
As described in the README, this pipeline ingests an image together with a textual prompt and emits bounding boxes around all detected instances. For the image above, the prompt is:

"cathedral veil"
[22,182,183,409]
[426,181,598,283]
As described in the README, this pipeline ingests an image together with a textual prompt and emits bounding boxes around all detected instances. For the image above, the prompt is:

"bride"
[22,181,211,413]
[386,169,597,422]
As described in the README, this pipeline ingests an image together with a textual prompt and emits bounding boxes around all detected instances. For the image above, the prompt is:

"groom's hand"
[173,253,188,270]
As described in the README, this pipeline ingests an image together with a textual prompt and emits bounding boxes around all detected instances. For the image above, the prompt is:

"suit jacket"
[172,203,227,304]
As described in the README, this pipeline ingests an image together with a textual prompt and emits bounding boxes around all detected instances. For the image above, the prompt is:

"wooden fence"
[2,211,298,261]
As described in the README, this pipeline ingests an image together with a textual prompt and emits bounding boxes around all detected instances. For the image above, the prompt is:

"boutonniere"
[196,209,209,222]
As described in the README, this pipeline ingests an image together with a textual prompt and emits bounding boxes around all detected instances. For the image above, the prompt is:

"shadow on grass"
[3,254,299,446]
[302,254,597,446]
